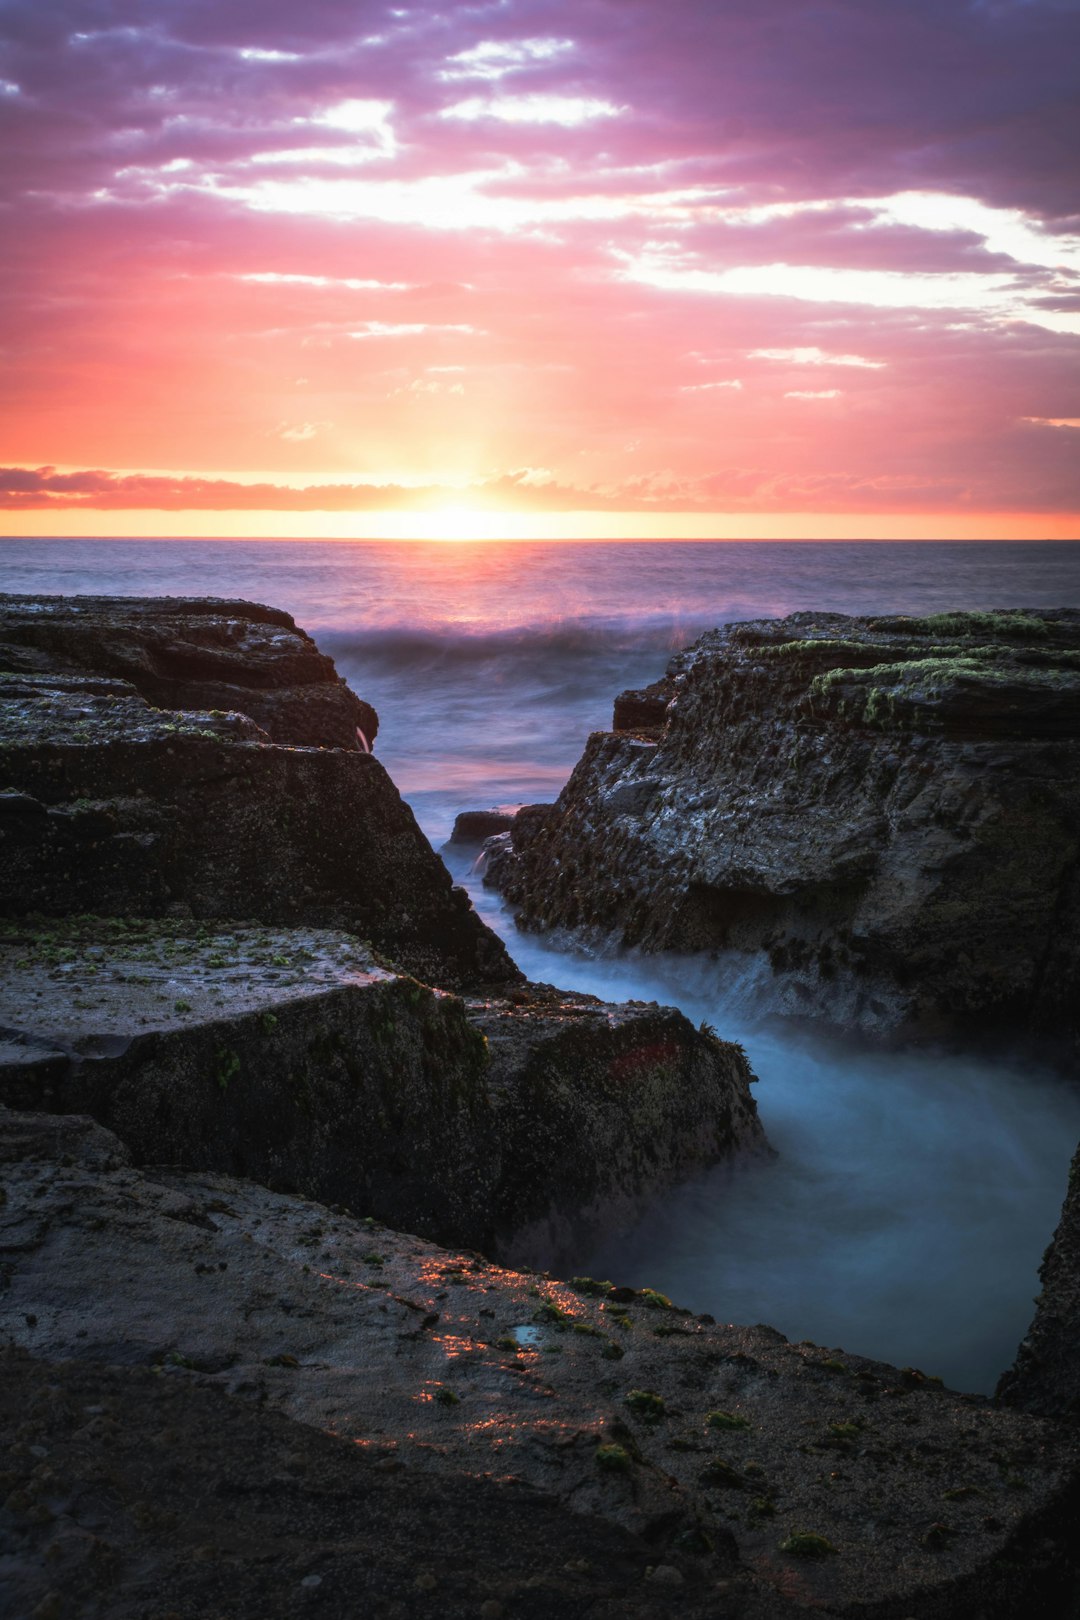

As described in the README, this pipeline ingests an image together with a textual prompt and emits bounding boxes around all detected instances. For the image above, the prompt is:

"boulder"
[449,807,518,843]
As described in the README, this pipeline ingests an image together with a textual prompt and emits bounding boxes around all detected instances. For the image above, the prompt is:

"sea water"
[5,536,1080,1391]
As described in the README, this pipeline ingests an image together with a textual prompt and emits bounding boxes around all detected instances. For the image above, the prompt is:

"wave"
[320,614,711,678]
[320,617,713,726]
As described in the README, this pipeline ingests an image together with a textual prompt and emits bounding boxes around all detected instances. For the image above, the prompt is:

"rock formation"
[0,917,762,1268]
[0,593,377,748]
[485,609,1080,1049]
[0,594,765,1265]
[5,593,1080,1618]
[0,662,514,992]
[4,1106,1080,1620]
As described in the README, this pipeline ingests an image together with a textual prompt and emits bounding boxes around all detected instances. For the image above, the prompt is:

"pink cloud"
[0,0,1078,525]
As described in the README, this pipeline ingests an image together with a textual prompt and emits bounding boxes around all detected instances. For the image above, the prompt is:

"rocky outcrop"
[0,593,377,749]
[998,1143,1080,1418]
[4,1106,1080,1620]
[487,609,1080,1047]
[0,918,763,1267]
[0,664,515,991]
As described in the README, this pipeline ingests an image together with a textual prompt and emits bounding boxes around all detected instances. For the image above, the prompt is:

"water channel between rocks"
[444,841,1080,1397]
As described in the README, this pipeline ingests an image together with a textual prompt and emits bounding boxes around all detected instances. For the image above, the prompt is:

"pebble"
[300,1574,323,1589]
[414,1572,438,1592]
[645,1564,684,1588]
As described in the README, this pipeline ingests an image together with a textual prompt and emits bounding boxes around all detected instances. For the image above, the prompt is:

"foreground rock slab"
[0,918,764,1266]
[487,608,1080,1048]
[3,1110,1078,1619]
[0,1350,744,1620]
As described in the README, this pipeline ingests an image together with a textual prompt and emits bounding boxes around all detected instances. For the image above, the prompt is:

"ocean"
[5,535,1080,1391]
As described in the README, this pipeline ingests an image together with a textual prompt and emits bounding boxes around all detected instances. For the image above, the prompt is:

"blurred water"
[4,536,1080,1390]
[453,860,1080,1393]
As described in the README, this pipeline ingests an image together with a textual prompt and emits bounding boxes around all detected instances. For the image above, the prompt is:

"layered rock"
[0,665,514,991]
[0,918,763,1266]
[3,1106,1079,1620]
[487,609,1080,1047]
[0,593,377,748]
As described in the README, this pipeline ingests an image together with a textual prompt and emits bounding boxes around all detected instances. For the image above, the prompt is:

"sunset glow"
[1,2,1078,539]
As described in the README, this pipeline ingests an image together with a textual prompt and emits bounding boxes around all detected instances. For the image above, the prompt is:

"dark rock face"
[0,664,515,992]
[998,1143,1080,1418]
[0,594,378,749]
[487,609,1080,1047]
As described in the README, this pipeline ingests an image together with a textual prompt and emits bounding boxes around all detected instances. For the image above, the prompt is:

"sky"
[1,0,1079,540]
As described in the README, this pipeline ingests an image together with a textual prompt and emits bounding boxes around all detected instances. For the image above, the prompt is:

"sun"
[418,502,506,541]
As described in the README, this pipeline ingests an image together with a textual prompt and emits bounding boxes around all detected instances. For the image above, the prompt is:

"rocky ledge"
[0,593,378,749]
[0,662,513,992]
[4,1114,1075,1620]
[0,917,761,1268]
[485,608,1080,1050]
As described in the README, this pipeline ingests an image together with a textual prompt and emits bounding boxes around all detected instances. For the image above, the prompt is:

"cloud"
[750,348,884,369]
[5,441,1079,514]
[275,422,322,440]
[438,94,622,126]
[1,0,1078,525]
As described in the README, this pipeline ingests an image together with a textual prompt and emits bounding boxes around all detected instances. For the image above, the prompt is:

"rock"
[613,678,673,733]
[0,669,515,992]
[998,1140,1080,1417]
[480,805,555,890]
[0,921,764,1266]
[0,1349,739,1620]
[3,1110,1079,1618]
[0,594,378,750]
[449,808,519,844]
[645,1564,684,1587]
[487,609,1080,1048]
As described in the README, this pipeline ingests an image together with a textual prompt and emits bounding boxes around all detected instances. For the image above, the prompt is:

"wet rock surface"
[486,609,1080,1050]
[0,919,764,1266]
[0,593,378,749]
[3,1109,1079,1619]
